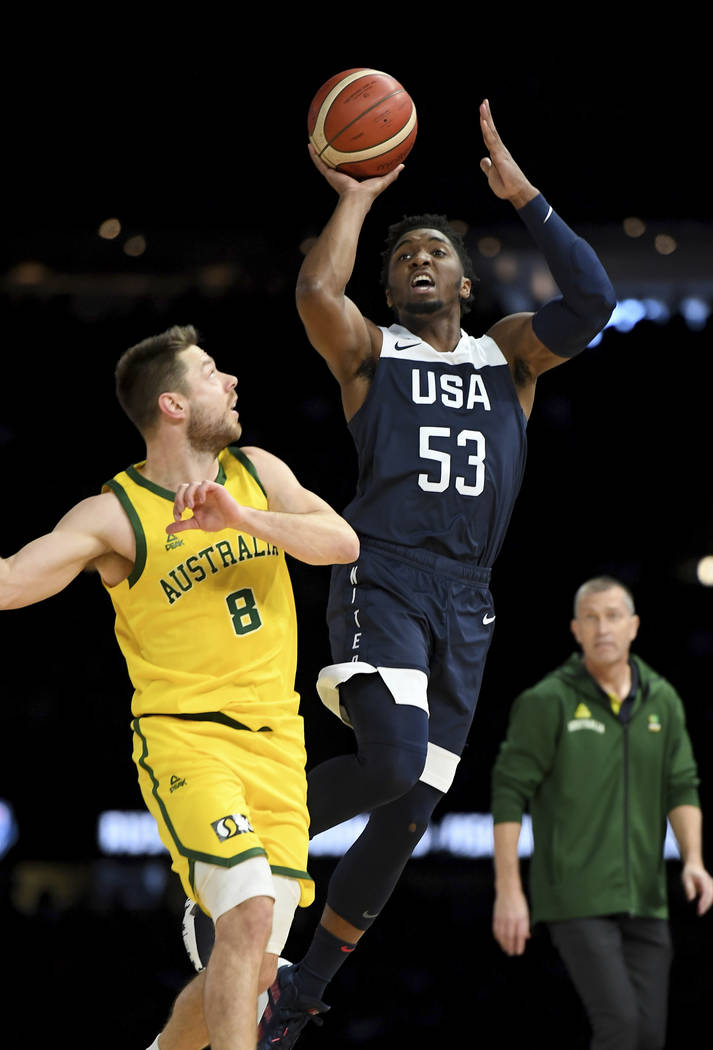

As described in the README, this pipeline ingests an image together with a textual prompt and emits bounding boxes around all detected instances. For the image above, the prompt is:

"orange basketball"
[308,68,417,179]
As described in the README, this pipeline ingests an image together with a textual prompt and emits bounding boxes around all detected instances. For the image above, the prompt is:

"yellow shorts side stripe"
[131,713,315,909]
[133,717,270,871]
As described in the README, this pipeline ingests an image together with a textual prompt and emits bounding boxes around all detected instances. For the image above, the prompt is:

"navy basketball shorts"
[316,537,495,794]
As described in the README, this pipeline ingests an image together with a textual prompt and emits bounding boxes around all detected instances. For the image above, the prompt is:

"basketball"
[308,68,417,179]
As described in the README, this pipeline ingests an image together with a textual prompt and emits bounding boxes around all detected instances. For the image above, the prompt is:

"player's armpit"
[489,312,576,381]
[296,281,380,380]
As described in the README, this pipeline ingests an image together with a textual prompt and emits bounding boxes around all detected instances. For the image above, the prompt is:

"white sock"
[145,1039,160,1050]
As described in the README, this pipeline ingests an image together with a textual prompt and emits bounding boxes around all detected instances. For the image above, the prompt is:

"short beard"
[187,407,241,455]
[401,298,445,316]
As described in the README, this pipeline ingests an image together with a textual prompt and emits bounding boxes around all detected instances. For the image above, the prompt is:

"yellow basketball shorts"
[131,707,314,913]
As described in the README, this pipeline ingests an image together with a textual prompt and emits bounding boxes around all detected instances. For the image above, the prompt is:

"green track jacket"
[491,653,700,924]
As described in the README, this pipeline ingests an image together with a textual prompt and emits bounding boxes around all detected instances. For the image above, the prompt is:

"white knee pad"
[182,863,301,971]
[266,875,301,956]
[194,855,275,923]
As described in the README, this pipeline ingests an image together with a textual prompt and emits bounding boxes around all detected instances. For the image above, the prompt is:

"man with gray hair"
[490,576,712,1049]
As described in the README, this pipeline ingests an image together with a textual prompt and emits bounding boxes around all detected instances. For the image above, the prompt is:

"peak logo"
[211,813,254,841]
[169,775,187,793]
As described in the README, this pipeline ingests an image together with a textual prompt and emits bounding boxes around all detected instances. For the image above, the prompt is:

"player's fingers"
[307,144,355,189]
[483,98,499,129]
[682,872,697,901]
[185,480,214,509]
[374,164,404,191]
[480,157,492,176]
[497,919,519,956]
[166,518,199,535]
[194,480,214,505]
[479,100,496,134]
[499,933,515,955]
[307,142,329,170]
[701,881,713,915]
[691,873,713,914]
[481,120,505,156]
[173,483,191,519]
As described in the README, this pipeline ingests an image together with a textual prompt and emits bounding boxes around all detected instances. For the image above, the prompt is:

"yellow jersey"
[102,446,299,722]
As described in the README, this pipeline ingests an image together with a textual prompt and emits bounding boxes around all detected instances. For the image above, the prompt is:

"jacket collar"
[557,652,649,711]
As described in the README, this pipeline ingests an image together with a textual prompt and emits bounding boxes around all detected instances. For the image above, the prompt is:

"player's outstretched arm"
[479,99,615,403]
[0,493,131,609]
[167,448,359,567]
[296,147,402,391]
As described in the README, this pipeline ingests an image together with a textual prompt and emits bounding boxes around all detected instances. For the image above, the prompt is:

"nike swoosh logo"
[394,341,421,351]
[482,613,496,625]
[362,910,379,919]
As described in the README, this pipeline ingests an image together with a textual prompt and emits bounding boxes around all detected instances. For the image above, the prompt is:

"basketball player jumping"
[0,326,359,1050]
[249,97,618,1046]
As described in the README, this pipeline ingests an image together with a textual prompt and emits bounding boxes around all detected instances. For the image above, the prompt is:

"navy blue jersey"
[343,323,527,566]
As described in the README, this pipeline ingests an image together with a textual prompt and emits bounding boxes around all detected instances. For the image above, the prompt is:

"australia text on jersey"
[160,535,279,605]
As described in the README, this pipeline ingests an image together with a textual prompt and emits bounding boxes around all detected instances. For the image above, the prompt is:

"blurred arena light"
[123,234,147,257]
[98,218,121,240]
[96,810,681,860]
[4,219,711,333]
[587,297,677,347]
[680,296,710,331]
[98,810,167,855]
[623,216,646,238]
[8,261,50,285]
[477,236,501,258]
[654,233,677,255]
[696,556,713,586]
[0,799,18,859]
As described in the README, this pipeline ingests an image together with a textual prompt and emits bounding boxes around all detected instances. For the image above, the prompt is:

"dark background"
[2,29,712,1047]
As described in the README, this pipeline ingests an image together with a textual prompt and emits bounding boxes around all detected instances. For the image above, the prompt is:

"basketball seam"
[317,88,408,158]
[310,69,382,152]
[320,110,417,167]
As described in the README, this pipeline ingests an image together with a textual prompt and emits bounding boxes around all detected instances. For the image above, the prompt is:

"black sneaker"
[257,964,329,1049]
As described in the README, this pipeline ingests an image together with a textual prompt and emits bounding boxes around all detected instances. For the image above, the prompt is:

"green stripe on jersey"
[104,478,147,587]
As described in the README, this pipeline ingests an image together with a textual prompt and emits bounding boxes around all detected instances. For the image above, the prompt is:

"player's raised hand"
[308,142,404,200]
[479,99,537,206]
[167,480,246,535]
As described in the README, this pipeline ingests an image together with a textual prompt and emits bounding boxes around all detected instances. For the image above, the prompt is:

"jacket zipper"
[623,718,631,911]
